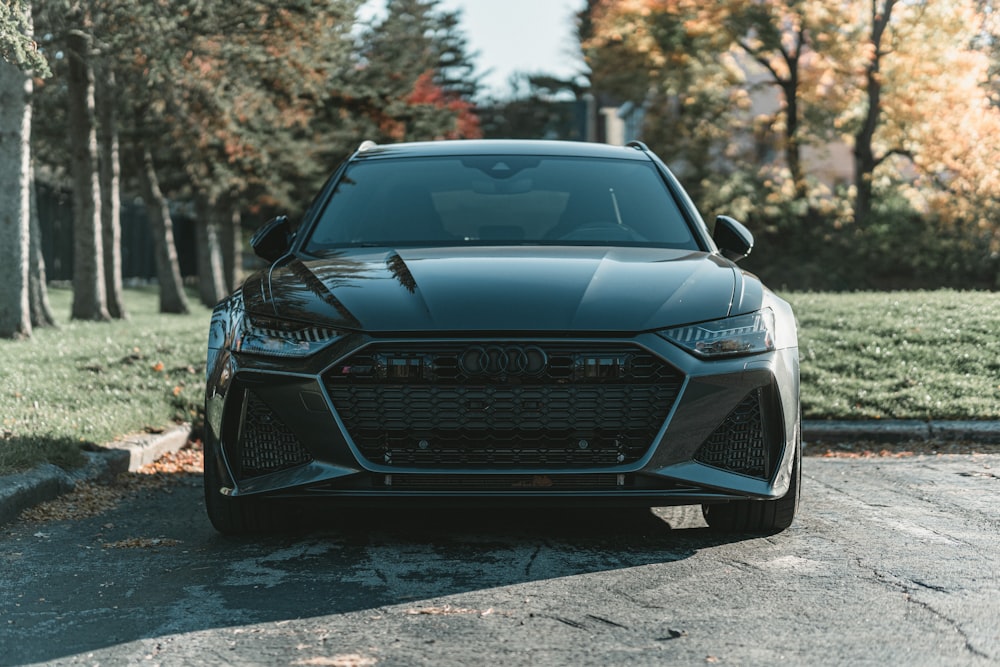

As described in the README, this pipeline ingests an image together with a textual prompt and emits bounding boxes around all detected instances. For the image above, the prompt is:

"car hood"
[243,246,761,333]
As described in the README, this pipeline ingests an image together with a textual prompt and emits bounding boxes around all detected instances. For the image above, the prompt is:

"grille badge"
[458,345,548,378]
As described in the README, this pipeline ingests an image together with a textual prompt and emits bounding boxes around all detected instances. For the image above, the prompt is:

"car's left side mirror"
[250,215,292,263]
[713,215,754,263]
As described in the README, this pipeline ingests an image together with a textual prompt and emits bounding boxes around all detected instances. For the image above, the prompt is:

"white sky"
[362,0,588,98]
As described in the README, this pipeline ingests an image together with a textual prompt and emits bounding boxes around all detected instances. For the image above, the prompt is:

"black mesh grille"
[694,389,768,478]
[238,393,313,477]
[379,474,624,491]
[324,343,682,469]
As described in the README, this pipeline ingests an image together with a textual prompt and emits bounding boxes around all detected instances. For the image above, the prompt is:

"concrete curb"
[0,423,192,528]
[803,420,1000,444]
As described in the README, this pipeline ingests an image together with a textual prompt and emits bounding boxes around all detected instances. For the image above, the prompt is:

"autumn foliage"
[583,0,1000,288]
[406,71,481,139]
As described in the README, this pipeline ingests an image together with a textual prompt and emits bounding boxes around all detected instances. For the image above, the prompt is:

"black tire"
[203,443,283,535]
[701,438,801,534]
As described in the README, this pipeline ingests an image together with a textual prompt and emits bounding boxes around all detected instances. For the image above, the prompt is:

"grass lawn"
[0,287,211,475]
[1,287,998,475]
[787,290,1000,421]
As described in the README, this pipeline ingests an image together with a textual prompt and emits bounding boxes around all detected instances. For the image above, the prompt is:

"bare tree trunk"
[67,19,110,322]
[29,165,56,328]
[221,199,243,291]
[853,0,897,228]
[194,194,227,307]
[137,143,189,314]
[96,65,126,319]
[0,57,33,339]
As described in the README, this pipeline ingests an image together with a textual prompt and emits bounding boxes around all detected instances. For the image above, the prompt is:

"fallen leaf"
[103,537,182,549]
[292,655,377,667]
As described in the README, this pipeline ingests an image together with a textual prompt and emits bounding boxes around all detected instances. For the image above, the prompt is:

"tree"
[584,0,1000,224]
[65,2,109,321]
[583,1,848,208]
[351,0,481,142]
[850,0,899,228]
[581,1,760,210]
[0,56,33,338]
[28,167,56,328]
[478,74,589,140]
[0,0,47,339]
[96,62,126,318]
[136,142,190,314]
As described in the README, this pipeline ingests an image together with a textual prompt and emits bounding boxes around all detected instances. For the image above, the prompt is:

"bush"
[742,184,999,291]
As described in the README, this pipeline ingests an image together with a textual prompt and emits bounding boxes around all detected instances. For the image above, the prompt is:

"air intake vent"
[237,393,312,477]
[694,389,768,479]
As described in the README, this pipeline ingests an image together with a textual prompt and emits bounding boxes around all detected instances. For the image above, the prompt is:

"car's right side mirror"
[713,215,754,262]
[250,215,292,263]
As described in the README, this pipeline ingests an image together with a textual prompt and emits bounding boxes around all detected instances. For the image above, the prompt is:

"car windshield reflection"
[303,156,700,252]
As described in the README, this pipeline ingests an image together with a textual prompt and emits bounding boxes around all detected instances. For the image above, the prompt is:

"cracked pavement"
[0,452,997,666]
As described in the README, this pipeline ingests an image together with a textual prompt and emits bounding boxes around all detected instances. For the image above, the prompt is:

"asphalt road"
[1,452,997,666]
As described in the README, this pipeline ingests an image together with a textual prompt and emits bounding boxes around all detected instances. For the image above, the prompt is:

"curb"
[803,420,1000,444]
[0,423,192,528]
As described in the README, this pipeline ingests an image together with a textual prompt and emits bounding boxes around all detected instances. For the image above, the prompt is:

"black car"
[204,139,800,534]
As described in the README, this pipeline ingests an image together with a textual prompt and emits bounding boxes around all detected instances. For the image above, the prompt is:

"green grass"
[787,290,1000,420]
[1,287,998,475]
[0,287,211,475]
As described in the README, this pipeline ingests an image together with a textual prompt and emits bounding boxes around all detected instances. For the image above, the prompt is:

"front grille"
[694,389,768,478]
[379,473,625,491]
[237,393,313,477]
[324,343,682,469]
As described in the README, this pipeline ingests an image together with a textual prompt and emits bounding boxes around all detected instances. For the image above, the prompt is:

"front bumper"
[205,331,799,506]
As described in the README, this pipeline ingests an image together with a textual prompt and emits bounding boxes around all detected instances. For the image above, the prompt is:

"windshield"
[302,155,700,252]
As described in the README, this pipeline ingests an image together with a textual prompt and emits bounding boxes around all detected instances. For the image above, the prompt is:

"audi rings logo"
[458,345,548,378]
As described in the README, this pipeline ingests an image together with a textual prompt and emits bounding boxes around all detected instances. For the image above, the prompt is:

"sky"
[362,0,589,99]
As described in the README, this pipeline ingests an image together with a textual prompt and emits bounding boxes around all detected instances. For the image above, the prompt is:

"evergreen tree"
[350,0,481,142]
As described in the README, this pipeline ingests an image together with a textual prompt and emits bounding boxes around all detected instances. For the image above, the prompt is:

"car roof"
[352,139,653,162]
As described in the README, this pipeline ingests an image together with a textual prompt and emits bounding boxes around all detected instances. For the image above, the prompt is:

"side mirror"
[713,215,754,262]
[250,215,292,263]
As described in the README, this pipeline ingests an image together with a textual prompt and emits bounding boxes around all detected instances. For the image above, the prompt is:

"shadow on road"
[2,474,761,665]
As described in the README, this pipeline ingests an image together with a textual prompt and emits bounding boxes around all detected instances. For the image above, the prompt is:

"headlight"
[659,309,775,358]
[233,311,343,358]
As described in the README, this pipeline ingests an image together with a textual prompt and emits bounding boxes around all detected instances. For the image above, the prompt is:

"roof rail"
[357,140,378,152]
[626,140,650,152]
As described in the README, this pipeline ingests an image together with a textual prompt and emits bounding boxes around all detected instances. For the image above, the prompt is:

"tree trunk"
[0,57,33,339]
[782,50,804,199]
[221,201,243,291]
[195,195,228,308]
[66,21,110,322]
[96,65,127,319]
[853,0,897,228]
[137,143,189,314]
[29,165,56,328]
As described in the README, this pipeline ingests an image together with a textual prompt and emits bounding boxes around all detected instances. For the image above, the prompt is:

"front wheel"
[701,439,801,534]
[203,441,284,535]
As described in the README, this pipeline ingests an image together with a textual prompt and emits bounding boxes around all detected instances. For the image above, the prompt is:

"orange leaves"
[403,71,483,140]
[406,71,446,106]
[585,0,1000,226]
